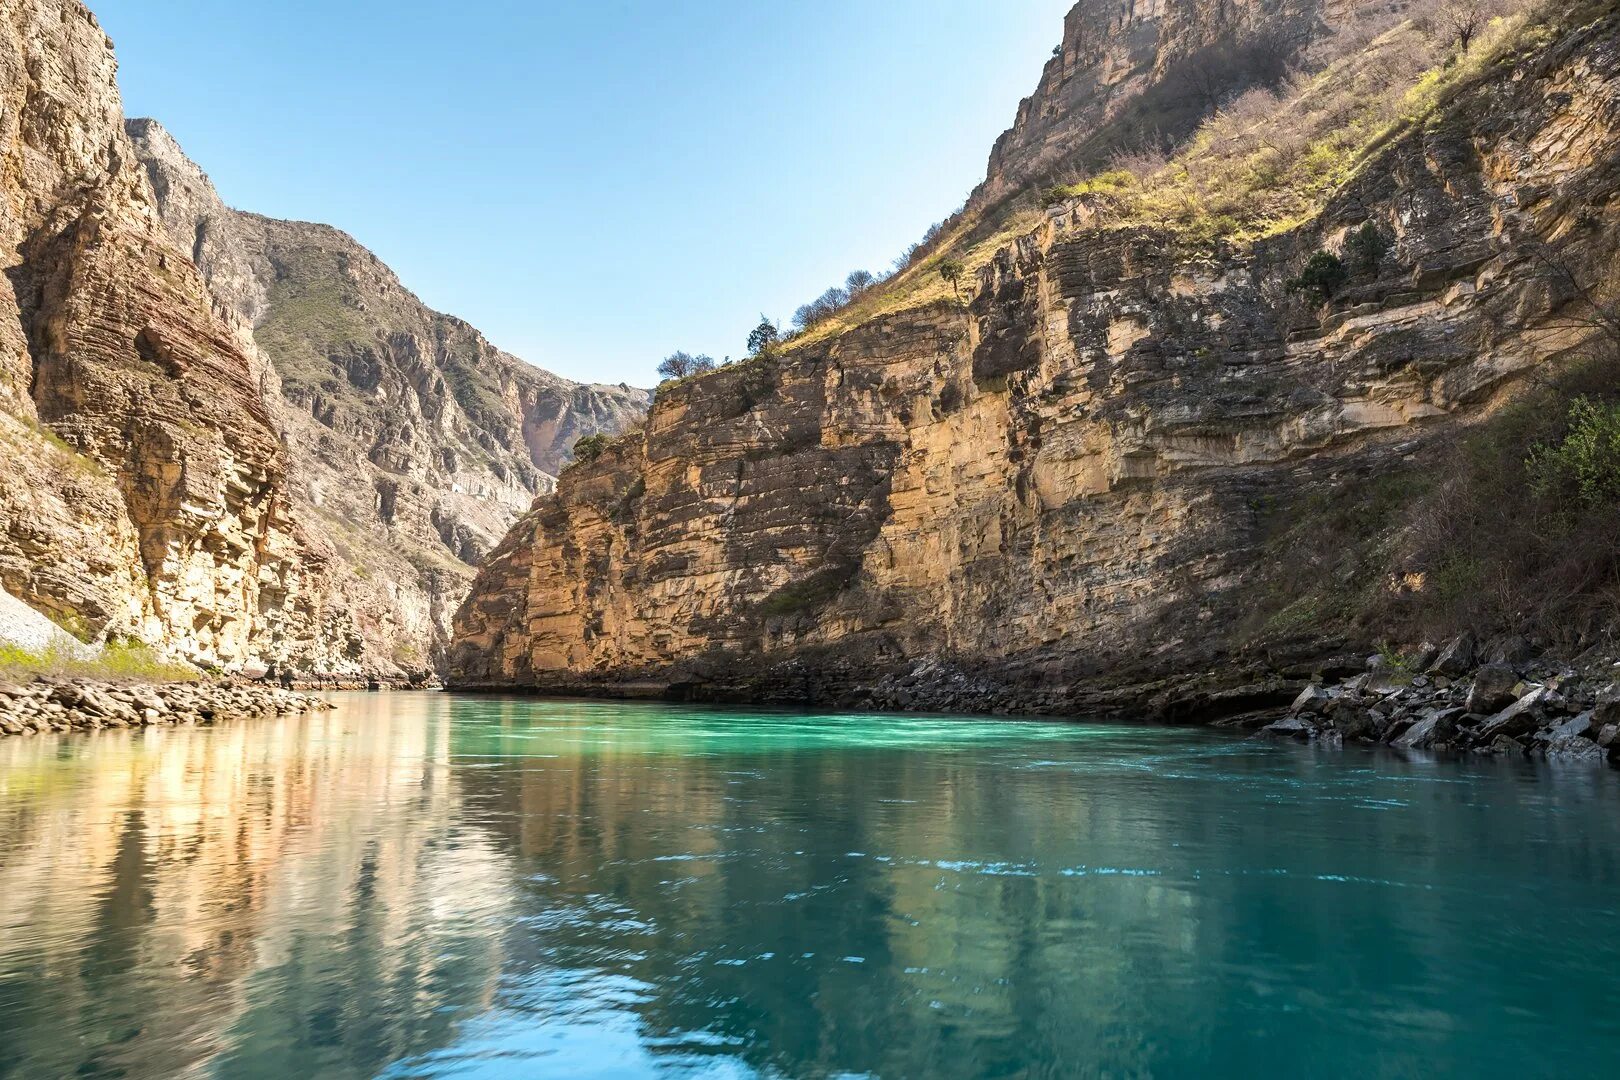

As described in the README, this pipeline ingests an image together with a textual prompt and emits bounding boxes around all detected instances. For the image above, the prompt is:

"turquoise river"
[1,693,1617,1078]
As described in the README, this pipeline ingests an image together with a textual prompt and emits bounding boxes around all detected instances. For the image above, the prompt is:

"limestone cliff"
[127,120,649,672]
[0,0,352,673]
[1,0,647,678]
[451,1,1620,714]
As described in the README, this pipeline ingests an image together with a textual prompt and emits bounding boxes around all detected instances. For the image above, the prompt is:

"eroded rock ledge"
[0,680,332,738]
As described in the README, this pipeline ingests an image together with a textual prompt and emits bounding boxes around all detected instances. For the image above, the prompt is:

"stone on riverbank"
[0,679,332,738]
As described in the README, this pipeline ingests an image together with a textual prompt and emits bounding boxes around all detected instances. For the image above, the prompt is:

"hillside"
[0,1,646,680]
[450,0,1620,715]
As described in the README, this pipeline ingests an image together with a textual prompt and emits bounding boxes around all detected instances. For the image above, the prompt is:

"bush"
[656,352,717,382]
[1344,222,1390,277]
[571,433,613,465]
[1528,397,1620,508]
[1286,252,1349,305]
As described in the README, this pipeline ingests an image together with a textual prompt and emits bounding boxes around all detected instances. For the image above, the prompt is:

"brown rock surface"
[450,5,1620,714]
[1,0,648,678]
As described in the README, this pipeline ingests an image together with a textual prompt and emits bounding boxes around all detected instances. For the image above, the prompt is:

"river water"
[1,693,1617,1078]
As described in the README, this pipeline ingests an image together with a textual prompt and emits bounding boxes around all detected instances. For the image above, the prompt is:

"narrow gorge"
[450,0,1620,721]
[1,0,646,683]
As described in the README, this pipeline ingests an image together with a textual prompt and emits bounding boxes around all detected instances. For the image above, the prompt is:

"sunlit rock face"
[126,119,650,674]
[975,0,1377,208]
[0,0,353,673]
[0,0,648,678]
[450,7,1620,711]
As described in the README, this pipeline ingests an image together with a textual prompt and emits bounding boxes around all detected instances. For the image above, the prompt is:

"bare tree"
[1438,0,1485,55]
[657,351,717,382]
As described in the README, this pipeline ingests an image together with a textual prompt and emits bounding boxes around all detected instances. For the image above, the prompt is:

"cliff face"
[974,0,1349,207]
[1,0,647,677]
[0,0,350,672]
[451,4,1620,712]
[127,121,649,671]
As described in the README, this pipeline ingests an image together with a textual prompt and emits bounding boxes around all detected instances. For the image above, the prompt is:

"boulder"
[1332,708,1379,742]
[1484,635,1535,669]
[1291,685,1333,715]
[1466,665,1520,715]
[1487,735,1527,756]
[1261,716,1318,739]
[1543,734,1604,762]
[1477,688,1551,742]
[1427,633,1476,677]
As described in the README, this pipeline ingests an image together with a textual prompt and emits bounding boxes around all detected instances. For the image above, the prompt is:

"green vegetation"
[656,351,717,383]
[1528,398,1620,508]
[0,640,199,683]
[571,433,614,465]
[1343,222,1389,277]
[938,259,966,301]
[1286,252,1348,305]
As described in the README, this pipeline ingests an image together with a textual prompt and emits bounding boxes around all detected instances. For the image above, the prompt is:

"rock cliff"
[1,0,647,678]
[127,120,649,673]
[451,0,1620,714]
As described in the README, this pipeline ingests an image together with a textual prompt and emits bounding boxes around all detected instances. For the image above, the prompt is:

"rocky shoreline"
[0,679,333,737]
[1246,634,1620,767]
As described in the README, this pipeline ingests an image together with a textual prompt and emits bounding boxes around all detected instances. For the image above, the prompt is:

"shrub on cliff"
[571,433,613,465]
[1344,223,1390,278]
[656,351,717,382]
[1528,398,1620,508]
[1286,252,1348,305]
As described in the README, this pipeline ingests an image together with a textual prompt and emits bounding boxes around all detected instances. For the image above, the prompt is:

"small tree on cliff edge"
[656,351,717,382]
[939,259,966,302]
[747,318,780,358]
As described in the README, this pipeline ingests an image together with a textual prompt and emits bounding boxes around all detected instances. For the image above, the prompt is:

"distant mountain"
[126,119,650,675]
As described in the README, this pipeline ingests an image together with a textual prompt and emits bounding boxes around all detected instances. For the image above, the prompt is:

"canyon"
[450,0,1620,716]
[0,0,646,680]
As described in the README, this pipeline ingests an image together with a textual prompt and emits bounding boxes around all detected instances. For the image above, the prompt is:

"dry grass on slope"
[786,0,1552,349]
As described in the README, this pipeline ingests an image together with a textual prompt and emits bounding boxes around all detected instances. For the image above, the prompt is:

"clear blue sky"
[95,0,1071,387]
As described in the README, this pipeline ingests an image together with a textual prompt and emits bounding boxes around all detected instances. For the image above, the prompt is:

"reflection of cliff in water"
[0,696,514,1079]
[5,696,1619,1078]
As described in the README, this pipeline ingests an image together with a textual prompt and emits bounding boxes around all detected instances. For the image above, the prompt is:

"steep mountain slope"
[127,121,649,673]
[450,0,1620,714]
[1,0,647,679]
[0,0,360,674]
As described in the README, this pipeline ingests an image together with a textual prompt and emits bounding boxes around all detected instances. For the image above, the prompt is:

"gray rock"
[1427,633,1476,676]
[1291,685,1333,715]
[1484,635,1534,669]
[1543,734,1603,762]
[1466,665,1520,715]
[1262,716,1317,739]
[1477,688,1551,742]
[1487,735,1527,756]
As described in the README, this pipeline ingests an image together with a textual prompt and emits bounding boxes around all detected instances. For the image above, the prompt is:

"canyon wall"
[1,0,647,677]
[451,3,1620,713]
[128,121,649,672]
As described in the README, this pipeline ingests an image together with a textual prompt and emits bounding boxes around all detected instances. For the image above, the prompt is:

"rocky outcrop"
[0,677,332,737]
[974,0,1367,207]
[450,6,1620,714]
[0,0,647,679]
[0,0,359,674]
[1257,636,1620,765]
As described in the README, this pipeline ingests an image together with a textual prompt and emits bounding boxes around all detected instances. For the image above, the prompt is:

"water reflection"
[1,695,1619,1078]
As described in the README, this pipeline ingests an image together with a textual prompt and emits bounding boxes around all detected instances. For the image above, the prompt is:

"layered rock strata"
[451,7,1620,716]
[1,0,647,679]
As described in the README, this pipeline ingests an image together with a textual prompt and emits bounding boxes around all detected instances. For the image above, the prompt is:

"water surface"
[1,693,1617,1078]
